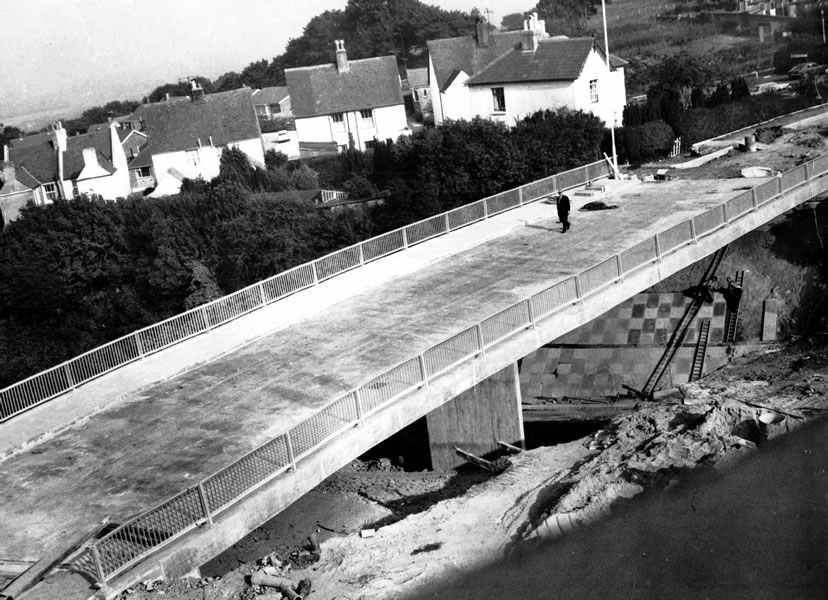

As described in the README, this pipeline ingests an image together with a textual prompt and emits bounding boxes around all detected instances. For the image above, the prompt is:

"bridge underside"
[2,169,826,598]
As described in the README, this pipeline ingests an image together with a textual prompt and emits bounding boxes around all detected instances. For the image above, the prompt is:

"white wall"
[428,56,444,125]
[439,73,472,124]
[467,50,627,128]
[295,105,410,151]
[150,137,265,195]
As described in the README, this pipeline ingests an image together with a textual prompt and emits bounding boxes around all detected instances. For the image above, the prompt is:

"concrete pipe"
[250,572,303,600]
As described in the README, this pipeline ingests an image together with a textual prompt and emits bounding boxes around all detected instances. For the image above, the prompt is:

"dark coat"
[557,194,570,214]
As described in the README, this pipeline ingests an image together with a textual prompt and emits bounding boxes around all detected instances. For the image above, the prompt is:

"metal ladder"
[689,319,711,382]
[724,270,745,343]
[637,246,728,399]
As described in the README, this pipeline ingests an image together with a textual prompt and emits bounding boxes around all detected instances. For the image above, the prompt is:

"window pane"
[492,87,506,112]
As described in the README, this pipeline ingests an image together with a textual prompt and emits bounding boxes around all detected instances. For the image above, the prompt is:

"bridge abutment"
[426,362,525,470]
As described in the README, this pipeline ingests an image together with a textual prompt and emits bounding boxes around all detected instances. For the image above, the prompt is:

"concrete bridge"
[1,152,827,599]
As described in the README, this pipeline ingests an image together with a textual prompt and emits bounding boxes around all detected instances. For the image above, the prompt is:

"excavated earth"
[112,337,828,600]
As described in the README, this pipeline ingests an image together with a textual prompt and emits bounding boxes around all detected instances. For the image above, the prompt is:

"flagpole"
[601,0,618,174]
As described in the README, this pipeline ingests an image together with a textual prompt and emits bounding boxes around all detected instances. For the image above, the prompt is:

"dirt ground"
[109,335,827,600]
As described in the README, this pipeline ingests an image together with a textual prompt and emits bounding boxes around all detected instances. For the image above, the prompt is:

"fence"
[0,159,610,423]
[86,153,828,586]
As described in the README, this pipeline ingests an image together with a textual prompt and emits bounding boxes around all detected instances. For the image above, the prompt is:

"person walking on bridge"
[556,192,571,233]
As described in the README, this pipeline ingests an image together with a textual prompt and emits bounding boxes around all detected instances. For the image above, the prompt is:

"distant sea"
[2,104,87,132]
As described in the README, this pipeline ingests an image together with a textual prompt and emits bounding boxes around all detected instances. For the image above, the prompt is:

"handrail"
[0,160,609,422]
[86,152,828,584]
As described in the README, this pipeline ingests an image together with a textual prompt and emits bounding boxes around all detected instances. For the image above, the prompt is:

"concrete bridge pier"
[426,363,525,470]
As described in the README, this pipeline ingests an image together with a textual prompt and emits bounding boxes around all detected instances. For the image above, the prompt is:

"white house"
[428,14,627,128]
[427,22,524,126]
[124,85,264,196]
[0,121,131,224]
[466,18,627,127]
[285,40,410,153]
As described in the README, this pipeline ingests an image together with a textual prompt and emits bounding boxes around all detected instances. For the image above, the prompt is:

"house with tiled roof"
[0,121,131,225]
[124,84,264,196]
[427,21,524,126]
[252,86,292,120]
[285,41,410,154]
[428,15,627,128]
[466,17,627,127]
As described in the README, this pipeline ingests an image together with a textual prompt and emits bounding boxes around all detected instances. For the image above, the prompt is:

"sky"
[1,0,536,128]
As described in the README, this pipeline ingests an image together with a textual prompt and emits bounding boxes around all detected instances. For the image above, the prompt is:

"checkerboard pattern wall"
[520,293,729,400]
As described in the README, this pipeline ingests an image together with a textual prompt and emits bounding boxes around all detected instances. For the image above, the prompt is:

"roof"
[127,88,261,167]
[7,127,117,183]
[406,68,429,89]
[467,37,628,86]
[64,130,115,179]
[252,86,290,105]
[9,131,52,149]
[285,55,403,118]
[427,31,523,92]
[8,136,58,183]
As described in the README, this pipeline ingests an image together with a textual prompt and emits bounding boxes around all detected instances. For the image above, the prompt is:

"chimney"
[521,17,538,52]
[51,121,67,153]
[166,92,170,101]
[476,19,490,47]
[190,79,206,103]
[335,40,350,74]
[532,11,547,36]
[82,148,100,170]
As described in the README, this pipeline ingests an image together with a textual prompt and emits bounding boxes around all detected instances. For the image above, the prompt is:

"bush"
[638,120,676,158]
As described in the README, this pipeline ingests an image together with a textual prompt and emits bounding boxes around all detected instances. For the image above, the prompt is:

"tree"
[501,12,526,31]
[1,124,24,147]
[536,0,597,34]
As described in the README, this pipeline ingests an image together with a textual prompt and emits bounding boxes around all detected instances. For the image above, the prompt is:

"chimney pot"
[82,147,100,169]
[335,39,350,73]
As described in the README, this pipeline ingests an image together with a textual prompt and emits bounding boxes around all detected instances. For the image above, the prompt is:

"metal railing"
[85,153,828,585]
[0,159,610,423]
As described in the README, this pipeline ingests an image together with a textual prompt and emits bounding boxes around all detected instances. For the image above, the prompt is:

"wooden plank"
[522,401,639,422]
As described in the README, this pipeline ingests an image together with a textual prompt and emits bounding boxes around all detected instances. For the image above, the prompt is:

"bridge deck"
[0,177,756,560]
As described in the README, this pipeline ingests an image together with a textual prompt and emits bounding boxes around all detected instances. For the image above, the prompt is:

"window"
[365,139,377,150]
[491,87,506,112]
[590,79,599,103]
[42,182,59,202]
[271,103,281,114]
[137,166,152,178]
[71,180,79,199]
[422,89,428,97]
[331,112,346,132]
[255,104,270,118]
[186,149,200,166]
[359,108,375,128]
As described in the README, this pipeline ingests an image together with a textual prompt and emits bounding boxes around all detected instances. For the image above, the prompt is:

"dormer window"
[42,182,59,202]
[331,112,346,132]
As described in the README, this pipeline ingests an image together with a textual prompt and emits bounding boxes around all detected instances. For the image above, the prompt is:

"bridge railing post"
[574,275,584,303]
[358,244,365,266]
[354,389,365,426]
[444,213,451,232]
[475,324,485,353]
[751,187,758,210]
[722,203,729,226]
[418,354,428,386]
[200,307,211,332]
[311,262,319,285]
[285,432,297,471]
[616,254,624,281]
[134,333,145,358]
[64,364,76,389]
[90,545,108,590]
[257,283,267,306]
[196,482,213,526]
[527,298,536,327]
[402,228,409,249]
[654,234,662,263]
[690,219,698,243]
[518,186,524,205]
